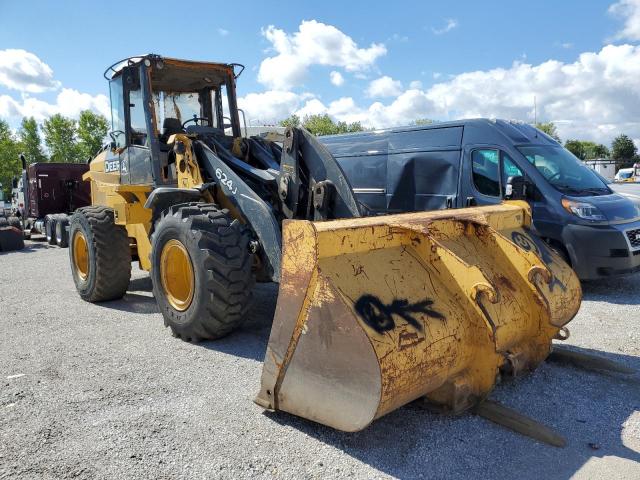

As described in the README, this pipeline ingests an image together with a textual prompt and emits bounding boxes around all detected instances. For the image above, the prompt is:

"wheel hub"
[72,231,89,280]
[160,239,195,311]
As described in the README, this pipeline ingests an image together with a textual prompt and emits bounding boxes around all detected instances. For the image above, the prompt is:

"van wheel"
[69,207,131,302]
[150,203,255,342]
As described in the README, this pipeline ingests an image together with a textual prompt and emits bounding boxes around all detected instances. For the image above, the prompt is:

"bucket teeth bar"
[255,203,582,432]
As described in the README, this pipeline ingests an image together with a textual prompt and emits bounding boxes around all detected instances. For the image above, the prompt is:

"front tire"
[151,203,254,342]
[68,206,131,302]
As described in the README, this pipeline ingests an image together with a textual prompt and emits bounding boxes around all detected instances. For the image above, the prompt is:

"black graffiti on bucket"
[354,294,445,334]
[511,230,566,292]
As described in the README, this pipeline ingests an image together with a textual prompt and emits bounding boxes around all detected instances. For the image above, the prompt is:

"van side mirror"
[505,175,530,200]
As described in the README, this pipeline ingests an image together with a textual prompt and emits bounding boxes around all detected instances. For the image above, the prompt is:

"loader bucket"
[255,203,581,432]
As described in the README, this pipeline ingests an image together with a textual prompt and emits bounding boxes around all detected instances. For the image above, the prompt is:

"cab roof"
[104,54,244,90]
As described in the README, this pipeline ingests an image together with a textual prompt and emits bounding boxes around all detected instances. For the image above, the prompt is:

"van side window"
[501,153,524,196]
[472,149,500,197]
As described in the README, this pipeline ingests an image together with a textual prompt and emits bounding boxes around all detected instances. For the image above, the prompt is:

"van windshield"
[517,145,611,195]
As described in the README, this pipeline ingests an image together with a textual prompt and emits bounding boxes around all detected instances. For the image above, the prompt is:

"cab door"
[122,67,153,185]
[460,146,524,207]
[106,75,127,179]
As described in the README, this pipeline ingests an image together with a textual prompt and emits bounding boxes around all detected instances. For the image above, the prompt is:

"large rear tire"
[151,203,255,341]
[68,206,131,302]
[55,214,70,248]
[45,214,57,245]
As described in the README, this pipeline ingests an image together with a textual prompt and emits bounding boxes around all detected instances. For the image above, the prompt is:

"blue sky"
[1,0,639,145]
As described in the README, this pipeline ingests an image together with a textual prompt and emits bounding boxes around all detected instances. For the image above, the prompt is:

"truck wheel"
[55,215,70,248]
[45,214,58,245]
[7,216,21,230]
[68,207,131,302]
[150,203,255,342]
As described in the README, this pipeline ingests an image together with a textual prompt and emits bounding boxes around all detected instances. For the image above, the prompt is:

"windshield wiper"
[554,184,584,194]
[554,184,611,195]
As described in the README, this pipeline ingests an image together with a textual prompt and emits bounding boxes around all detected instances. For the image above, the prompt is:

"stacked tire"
[0,215,25,252]
[7,216,21,230]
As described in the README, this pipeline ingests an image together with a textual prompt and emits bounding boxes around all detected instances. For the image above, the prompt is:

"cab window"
[109,77,126,149]
[472,149,500,197]
[128,84,149,147]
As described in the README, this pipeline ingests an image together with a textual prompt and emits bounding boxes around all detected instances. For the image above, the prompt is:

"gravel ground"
[0,239,638,480]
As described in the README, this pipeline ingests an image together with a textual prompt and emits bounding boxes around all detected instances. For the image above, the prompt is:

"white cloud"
[419,44,640,142]
[217,28,230,36]
[244,44,640,146]
[432,19,458,35]
[609,0,640,41]
[295,98,328,118]
[0,89,109,122]
[258,20,386,90]
[409,80,423,89]
[0,49,61,93]
[366,76,403,98]
[236,90,311,124]
[329,71,344,86]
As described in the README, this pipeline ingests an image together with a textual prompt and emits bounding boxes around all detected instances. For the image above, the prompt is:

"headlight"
[561,198,606,221]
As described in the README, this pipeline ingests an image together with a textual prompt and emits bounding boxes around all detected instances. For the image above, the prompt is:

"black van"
[321,119,640,280]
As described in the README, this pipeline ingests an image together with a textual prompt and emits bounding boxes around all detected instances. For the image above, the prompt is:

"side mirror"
[505,175,530,200]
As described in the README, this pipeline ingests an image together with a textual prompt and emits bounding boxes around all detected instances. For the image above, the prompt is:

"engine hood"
[578,193,640,222]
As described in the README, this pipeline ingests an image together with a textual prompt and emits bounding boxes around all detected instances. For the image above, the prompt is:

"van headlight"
[561,198,606,221]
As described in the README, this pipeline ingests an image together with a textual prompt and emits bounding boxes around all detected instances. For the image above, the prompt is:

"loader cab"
[105,55,242,186]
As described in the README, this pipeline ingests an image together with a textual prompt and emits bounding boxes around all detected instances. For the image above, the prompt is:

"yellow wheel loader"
[69,55,582,432]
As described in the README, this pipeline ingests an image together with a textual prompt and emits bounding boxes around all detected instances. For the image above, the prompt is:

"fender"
[194,140,283,282]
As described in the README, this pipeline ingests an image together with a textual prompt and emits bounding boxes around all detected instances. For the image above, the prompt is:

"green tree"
[18,117,47,164]
[563,139,610,160]
[592,144,610,158]
[303,114,364,136]
[564,139,586,160]
[0,120,23,199]
[279,114,301,129]
[535,122,561,142]
[611,134,637,168]
[77,110,109,160]
[280,113,364,136]
[42,114,81,163]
